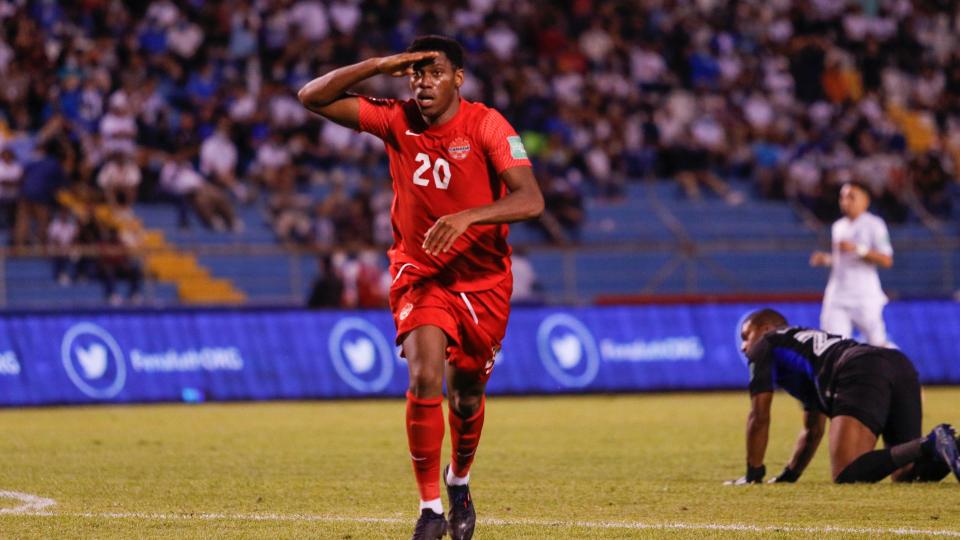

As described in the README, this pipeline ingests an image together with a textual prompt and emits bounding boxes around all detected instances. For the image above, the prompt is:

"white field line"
[5,507,960,537]
[0,491,57,515]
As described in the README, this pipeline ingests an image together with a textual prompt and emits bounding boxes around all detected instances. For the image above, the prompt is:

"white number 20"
[793,330,842,356]
[413,153,451,190]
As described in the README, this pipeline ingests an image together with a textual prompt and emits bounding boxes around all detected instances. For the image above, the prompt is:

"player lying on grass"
[298,35,543,540]
[729,308,960,484]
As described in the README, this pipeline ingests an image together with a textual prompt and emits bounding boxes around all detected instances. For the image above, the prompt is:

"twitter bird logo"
[76,343,108,379]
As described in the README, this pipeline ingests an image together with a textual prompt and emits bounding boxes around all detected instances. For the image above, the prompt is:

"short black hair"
[407,35,464,69]
[842,180,872,199]
[744,308,788,330]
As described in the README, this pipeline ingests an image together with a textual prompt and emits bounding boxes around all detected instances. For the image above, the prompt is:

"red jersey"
[358,96,532,291]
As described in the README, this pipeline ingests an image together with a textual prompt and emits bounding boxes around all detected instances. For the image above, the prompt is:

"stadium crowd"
[0,0,958,303]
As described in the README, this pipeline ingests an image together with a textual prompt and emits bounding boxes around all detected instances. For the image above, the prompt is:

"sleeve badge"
[507,135,528,159]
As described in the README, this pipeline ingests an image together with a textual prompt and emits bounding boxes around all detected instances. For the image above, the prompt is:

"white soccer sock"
[420,498,443,514]
[446,467,470,486]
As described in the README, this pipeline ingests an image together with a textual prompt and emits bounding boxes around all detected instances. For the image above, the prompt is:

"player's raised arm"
[421,165,543,255]
[768,409,826,483]
[296,51,439,129]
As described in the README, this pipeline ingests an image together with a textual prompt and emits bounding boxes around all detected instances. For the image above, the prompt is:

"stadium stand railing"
[2,178,957,309]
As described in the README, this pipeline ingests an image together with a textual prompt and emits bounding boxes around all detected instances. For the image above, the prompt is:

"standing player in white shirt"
[810,181,894,346]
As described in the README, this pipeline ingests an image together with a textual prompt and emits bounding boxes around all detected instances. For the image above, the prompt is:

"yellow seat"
[887,105,938,153]
[178,278,247,304]
[57,196,249,306]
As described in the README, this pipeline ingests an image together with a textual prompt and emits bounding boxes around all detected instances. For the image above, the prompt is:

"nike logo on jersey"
[405,130,422,137]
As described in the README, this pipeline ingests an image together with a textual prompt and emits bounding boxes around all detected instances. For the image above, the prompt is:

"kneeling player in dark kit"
[728,308,960,484]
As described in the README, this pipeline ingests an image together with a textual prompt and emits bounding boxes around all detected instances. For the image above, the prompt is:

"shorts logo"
[329,318,395,393]
[448,137,471,160]
[399,303,414,321]
[536,313,600,388]
[484,346,500,375]
[507,135,527,159]
[61,322,127,399]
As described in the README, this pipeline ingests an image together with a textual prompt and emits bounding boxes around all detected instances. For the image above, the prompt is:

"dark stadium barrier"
[1,301,959,406]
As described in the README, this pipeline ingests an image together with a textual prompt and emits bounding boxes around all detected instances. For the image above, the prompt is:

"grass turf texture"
[1,389,959,539]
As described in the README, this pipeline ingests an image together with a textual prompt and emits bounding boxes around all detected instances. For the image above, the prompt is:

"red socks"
[406,391,445,501]
[449,396,485,478]
[406,392,487,500]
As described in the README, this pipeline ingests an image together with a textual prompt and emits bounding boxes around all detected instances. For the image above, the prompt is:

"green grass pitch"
[1,389,959,538]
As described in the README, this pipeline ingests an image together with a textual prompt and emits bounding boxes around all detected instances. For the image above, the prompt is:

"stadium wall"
[1,301,959,406]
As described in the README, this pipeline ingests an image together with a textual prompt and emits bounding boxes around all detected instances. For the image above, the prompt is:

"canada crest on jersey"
[448,136,471,160]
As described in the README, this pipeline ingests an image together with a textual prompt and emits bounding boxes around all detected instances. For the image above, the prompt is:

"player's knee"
[407,378,442,398]
[833,454,886,484]
[406,361,444,397]
[832,458,858,484]
[448,390,483,418]
[833,468,854,484]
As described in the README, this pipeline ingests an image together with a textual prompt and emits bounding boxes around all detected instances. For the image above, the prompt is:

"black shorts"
[830,348,921,445]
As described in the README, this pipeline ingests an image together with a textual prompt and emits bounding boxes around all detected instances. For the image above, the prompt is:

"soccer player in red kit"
[297,36,543,540]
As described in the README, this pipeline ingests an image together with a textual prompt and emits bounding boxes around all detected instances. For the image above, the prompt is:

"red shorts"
[389,263,512,383]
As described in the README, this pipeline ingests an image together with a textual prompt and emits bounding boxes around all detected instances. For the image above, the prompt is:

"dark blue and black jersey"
[746,326,859,414]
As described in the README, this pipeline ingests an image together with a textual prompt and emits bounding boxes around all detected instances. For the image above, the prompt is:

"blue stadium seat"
[6,187,942,307]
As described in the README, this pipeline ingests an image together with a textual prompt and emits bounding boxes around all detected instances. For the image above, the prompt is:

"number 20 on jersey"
[413,153,451,190]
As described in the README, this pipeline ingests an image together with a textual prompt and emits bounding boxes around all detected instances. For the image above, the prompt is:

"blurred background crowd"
[0,0,958,304]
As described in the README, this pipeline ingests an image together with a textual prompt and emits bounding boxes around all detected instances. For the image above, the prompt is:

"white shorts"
[820,302,888,346]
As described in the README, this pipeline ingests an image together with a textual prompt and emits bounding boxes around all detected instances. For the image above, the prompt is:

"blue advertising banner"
[0,301,958,406]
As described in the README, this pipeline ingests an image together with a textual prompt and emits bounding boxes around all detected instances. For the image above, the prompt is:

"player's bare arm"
[747,391,772,468]
[725,391,773,485]
[770,409,826,483]
[836,241,893,268]
[297,51,439,129]
[809,250,832,267]
[422,165,544,255]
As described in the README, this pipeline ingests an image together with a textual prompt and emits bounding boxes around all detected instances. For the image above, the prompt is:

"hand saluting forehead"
[376,51,441,77]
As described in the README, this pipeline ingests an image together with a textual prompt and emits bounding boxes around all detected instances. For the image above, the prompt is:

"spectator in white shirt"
[200,118,247,201]
[97,152,141,207]
[329,0,361,34]
[630,41,668,87]
[167,14,204,62]
[99,92,138,159]
[47,206,79,286]
[579,19,614,64]
[227,84,257,123]
[289,0,328,42]
[267,84,308,129]
[145,0,179,27]
[160,158,239,232]
[253,131,291,190]
[484,19,518,61]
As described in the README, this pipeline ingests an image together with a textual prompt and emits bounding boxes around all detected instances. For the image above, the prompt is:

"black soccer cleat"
[411,508,448,540]
[929,423,960,482]
[444,465,476,540]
